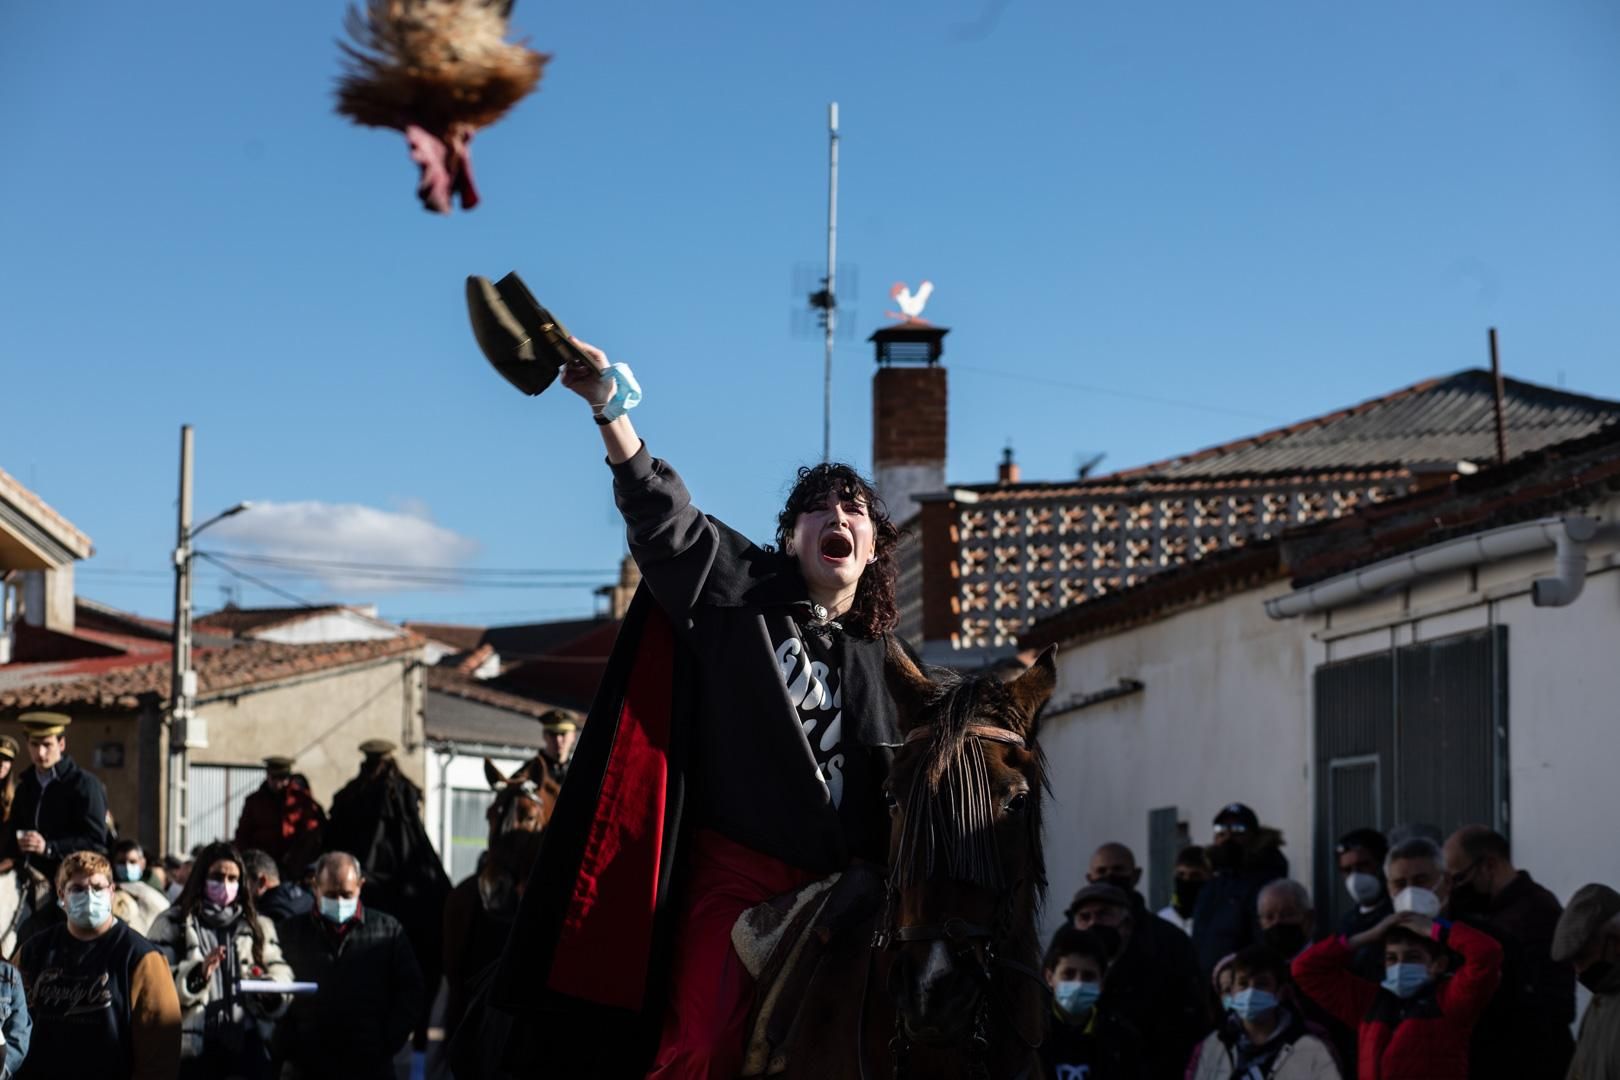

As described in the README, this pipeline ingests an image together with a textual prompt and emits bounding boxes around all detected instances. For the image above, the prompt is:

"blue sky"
[4,1,1618,626]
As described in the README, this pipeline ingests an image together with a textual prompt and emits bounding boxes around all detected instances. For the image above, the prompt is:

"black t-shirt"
[771,615,846,808]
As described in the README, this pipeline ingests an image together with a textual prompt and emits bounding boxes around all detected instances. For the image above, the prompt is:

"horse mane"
[890,668,1048,898]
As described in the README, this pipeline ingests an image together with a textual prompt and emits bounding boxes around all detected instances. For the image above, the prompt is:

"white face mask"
[1345,872,1383,907]
[1392,885,1442,917]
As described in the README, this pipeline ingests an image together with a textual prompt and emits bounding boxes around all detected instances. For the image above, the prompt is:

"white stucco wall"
[1308,498,1620,906]
[253,609,404,645]
[1041,578,1307,940]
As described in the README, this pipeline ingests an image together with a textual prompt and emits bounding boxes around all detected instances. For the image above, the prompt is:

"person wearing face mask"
[1040,925,1146,1080]
[1440,825,1576,1080]
[107,839,170,936]
[1333,829,1392,984]
[1193,804,1290,979]
[1552,883,1620,1080]
[144,841,292,1079]
[1068,878,1205,1080]
[1291,907,1502,1079]
[16,850,180,1080]
[1158,845,1211,936]
[1187,945,1341,1080]
[273,851,424,1080]
[1258,881,1355,1067]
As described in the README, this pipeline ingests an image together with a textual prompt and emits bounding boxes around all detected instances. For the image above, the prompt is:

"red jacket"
[1292,919,1502,1080]
[234,779,326,875]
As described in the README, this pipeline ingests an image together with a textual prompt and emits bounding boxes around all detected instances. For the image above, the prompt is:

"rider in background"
[547,339,914,1078]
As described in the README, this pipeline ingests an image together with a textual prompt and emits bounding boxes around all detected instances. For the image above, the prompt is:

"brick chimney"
[998,444,1020,485]
[870,323,949,523]
[596,553,641,621]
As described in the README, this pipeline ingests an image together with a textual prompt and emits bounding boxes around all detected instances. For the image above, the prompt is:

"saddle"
[731,861,885,1076]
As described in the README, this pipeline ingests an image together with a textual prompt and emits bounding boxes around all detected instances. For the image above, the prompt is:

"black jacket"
[1191,830,1288,977]
[1102,892,1208,1079]
[1465,871,1576,1080]
[492,447,906,1075]
[1041,1003,1147,1080]
[257,882,313,923]
[273,907,424,1080]
[2,756,108,879]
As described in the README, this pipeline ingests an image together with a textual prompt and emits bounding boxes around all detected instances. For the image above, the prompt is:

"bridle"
[861,723,1048,1080]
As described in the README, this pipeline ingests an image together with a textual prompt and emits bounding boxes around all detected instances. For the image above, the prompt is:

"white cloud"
[205,499,480,593]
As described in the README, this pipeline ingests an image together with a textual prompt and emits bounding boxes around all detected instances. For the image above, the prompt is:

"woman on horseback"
[525,339,912,1078]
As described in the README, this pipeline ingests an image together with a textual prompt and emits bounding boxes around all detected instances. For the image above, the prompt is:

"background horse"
[0,864,52,957]
[784,643,1057,1080]
[441,758,559,1048]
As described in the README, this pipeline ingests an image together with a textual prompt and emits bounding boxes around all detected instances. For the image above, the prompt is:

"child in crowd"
[1187,945,1340,1079]
[1041,925,1146,1080]
[1291,910,1501,1079]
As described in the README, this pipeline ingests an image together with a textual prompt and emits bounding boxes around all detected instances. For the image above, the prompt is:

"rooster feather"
[336,0,548,213]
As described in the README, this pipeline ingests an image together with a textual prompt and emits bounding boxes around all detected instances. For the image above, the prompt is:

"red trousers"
[646,829,817,1080]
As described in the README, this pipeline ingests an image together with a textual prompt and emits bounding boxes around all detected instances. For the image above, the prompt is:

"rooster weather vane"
[887,281,935,324]
[335,0,548,214]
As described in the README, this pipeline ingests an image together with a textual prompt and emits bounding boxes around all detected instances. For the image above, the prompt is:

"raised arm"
[1291,934,1379,1030]
[560,340,727,625]
[1434,918,1503,1025]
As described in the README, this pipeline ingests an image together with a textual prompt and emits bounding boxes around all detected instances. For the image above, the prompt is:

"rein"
[861,724,1046,1080]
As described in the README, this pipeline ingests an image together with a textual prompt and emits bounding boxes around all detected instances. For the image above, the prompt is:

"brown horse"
[482,756,562,843]
[784,642,1057,1080]
[443,757,562,1045]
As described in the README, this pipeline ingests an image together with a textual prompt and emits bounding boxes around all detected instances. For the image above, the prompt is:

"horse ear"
[1007,645,1057,734]
[483,758,507,789]
[884,636,932,732]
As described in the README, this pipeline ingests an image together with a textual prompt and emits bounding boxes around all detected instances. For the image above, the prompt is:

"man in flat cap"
[1554,883,1620,1080]
[234,755,327,881]
[0,713,108,881]
[537,711,578,786]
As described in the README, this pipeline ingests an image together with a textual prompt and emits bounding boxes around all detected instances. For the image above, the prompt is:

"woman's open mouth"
[820,533,854,562]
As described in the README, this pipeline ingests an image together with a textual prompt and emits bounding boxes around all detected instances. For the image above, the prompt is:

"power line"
[201,550,616,578]
[195,553,324,610]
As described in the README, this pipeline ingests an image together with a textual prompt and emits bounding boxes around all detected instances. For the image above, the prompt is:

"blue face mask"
[63,887,112,930]
[318,895,359,925]
[1383,962,1431,999]
[1220,993,1235,1013]
[116,864,143,884]
[1054,980,1102,1018]
[1230,987,1279,1021]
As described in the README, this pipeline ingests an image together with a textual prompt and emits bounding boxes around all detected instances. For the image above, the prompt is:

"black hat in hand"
[466,272,589,396]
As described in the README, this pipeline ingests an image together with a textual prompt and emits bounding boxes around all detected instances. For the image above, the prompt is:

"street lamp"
[167,423,252,857]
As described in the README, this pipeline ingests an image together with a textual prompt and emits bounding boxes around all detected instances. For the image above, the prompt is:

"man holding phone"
[0,713,109,881]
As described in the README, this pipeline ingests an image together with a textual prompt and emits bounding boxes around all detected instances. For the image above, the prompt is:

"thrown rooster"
[335,0,547,213]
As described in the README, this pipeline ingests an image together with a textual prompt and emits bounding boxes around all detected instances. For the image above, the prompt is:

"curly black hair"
[773,462,902,639]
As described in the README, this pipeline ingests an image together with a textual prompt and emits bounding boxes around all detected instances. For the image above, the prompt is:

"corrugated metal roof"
[1124,371,1620,480]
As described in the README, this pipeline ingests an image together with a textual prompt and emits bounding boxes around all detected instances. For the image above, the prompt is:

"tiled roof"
[1022,420,1620,649]
[424,689,552,751]
[962,371,1620,496]
[0,636,421,712]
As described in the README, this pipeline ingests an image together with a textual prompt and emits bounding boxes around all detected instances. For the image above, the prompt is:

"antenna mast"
[822,102,840,462]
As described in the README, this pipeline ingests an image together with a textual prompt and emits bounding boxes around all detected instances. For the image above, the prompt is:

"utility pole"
[822,103,840,462]
[168,426,195,858]
[167,427,251,856]
[1488,327,1508,465]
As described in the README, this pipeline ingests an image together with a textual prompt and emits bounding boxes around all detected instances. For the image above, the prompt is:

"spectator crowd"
[1039,802,1620,1080]
[0,701,1616,1080]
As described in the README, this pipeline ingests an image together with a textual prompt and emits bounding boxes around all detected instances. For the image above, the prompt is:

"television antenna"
[805,103,840,462]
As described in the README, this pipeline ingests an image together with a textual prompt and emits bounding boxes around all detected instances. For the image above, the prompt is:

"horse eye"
[1005,792,1029,814]
[883,789,899,812]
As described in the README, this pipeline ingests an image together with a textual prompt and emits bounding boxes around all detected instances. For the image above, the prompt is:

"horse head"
[879,641,1055,1064]
[483,757,559,845]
